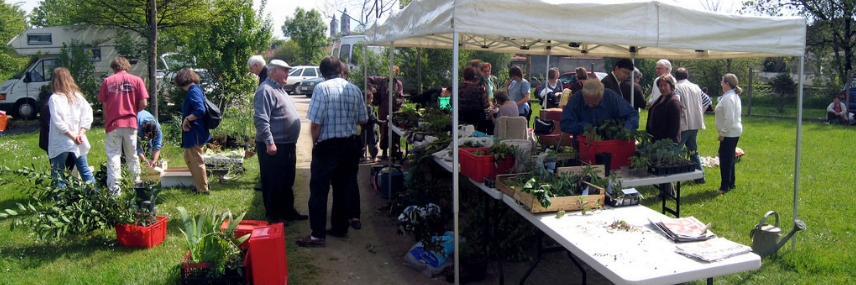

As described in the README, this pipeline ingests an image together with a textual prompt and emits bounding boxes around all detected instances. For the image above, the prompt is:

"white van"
[0,26,146,119]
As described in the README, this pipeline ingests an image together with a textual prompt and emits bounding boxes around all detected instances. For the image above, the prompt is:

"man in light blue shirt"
[297,56,368,247]
[136,110,162,167]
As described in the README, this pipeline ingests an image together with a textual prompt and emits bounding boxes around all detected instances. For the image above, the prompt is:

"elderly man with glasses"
[561,80,639,136]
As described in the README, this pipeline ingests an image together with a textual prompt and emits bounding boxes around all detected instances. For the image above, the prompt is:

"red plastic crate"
[115,216,168,248]
[578,136,635,170]
[180,251,247,284]
[459,148,515,182]
[222,219,269,250]
[221,219,269,239]
[247,223,288,285]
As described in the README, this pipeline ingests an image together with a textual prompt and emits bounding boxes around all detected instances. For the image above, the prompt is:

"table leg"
[567,251,587,284]
[519,232,544,285]
[481,194,505,284]
[519,231,566,284]
[675,181,681,217]
[661,182,681,218]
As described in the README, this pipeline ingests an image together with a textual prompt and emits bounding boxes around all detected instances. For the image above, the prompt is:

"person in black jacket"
[620,68,647,110]
[39,102,75,172]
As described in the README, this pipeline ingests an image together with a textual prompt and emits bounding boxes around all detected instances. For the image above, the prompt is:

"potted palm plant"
[176,206,250,283]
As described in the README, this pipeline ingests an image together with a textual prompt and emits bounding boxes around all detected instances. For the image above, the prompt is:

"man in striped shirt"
[298,56,369,247]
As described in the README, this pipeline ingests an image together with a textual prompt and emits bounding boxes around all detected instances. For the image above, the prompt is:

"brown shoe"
[296,235,326,247]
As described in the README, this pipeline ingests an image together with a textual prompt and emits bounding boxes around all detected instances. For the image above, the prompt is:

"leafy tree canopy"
[282,8,329,65]
[0,1,28,80]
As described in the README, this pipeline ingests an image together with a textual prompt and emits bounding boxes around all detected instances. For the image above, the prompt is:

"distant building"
[341,9,351,36]
[330,17,338,38]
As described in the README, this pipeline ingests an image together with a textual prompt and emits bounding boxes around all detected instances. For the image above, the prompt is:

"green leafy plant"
[176,206,249,278]
[396,203,447,254]
[0,166,128,239]
[581,119,634,145]
[393,104,421,128]
[629,156,650,170]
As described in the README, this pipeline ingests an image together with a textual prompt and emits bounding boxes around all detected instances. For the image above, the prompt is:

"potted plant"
[115,184,168,248]
[176,206,250,283]
[0,166,127,240]
[628,156,650,177]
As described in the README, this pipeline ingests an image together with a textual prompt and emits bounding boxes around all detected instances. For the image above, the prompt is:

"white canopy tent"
[365,0,806,283]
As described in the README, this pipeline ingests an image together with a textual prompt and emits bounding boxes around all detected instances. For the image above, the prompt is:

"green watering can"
[749,211,807,257]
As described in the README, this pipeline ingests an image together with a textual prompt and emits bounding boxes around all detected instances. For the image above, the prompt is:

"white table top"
[390,124,406,137]
[433,154,503,199]
[435,154,760,284]
[500,194,761,285]
[613,168,704,188]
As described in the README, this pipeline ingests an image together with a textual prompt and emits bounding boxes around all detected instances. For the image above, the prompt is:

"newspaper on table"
[675,238,753,262]
[648,216,716,242]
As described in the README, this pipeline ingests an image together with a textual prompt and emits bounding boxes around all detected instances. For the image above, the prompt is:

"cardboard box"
[160,167,194,187]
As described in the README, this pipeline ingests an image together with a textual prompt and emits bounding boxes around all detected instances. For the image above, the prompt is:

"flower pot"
[483,177,496,188]
[115,216,168,248]
[545,161,557,172]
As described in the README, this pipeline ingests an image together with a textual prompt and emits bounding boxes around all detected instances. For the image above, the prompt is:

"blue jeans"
[678,130,704,176]
[308,136,361,238]
[50,152,95,188]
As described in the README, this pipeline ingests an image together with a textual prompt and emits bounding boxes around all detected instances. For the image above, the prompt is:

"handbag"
[533,116,555,135]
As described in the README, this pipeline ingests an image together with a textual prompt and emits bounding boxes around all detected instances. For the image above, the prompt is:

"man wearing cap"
[253,59,307,225]
[297,56,368,247]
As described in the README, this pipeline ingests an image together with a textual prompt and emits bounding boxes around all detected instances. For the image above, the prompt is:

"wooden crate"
[495,173,531,198]
[555,164,606,178]
[512,182,605,213]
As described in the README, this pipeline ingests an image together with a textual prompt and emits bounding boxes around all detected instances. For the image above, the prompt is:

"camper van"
[0,26,146,119]
[332,35,366,71]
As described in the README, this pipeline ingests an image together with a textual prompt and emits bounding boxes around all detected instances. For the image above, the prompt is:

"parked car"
[158,69,221,102]
[285,66,320,94]
[534,71,607,98]
[295,77,325,97]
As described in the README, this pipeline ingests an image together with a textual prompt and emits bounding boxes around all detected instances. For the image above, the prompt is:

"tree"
[58,40,99,108]
[321,0,404,32]
[770,73,797,113]
[282,8,329,65]
[30,0,212,118]
[743,0,856,86]
[178,0,270,117]
[0,1,28,81]
[270,40,301,64]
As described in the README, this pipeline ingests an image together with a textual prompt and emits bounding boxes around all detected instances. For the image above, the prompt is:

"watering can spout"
[774,219,807,252]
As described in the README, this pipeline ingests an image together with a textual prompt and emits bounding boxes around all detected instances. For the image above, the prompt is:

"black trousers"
[256,141,299,221]
[718,136,740,191]
[308,136,361,238]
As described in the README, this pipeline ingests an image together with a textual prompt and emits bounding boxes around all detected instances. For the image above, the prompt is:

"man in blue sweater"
[561,80,639,136]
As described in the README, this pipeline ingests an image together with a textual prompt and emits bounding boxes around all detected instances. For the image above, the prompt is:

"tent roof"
[365,0,806,59]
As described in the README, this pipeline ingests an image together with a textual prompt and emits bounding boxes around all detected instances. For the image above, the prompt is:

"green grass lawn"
[0,129,315,284]
[0,105,853,284]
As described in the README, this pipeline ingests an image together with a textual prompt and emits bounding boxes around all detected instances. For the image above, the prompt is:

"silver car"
[285,66,320,94]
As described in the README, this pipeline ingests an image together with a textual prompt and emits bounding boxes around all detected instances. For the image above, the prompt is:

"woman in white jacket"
[715,73,743,194]
[48,67,95,188]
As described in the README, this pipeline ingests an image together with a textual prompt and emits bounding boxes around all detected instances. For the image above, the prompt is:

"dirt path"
[287,95,612,285]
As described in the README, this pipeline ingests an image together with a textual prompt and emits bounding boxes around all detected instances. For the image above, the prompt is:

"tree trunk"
[148,0,159,118]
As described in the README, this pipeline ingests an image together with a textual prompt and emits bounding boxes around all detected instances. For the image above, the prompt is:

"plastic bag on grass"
[403,231,455,277]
